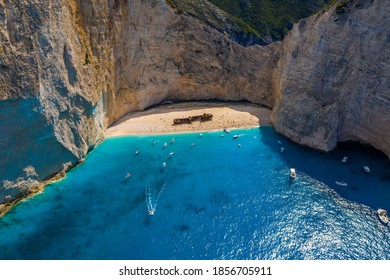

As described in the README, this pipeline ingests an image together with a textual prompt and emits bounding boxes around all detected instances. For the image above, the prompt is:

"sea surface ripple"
[0,127,389,259]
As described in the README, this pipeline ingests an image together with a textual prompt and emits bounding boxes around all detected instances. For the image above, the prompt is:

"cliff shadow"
[259,127,390,211]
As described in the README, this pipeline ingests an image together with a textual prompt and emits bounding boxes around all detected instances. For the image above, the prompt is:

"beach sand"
[106,102,272,137]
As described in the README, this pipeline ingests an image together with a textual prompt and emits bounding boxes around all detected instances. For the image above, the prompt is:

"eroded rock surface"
[0,0,389,206]
[0,0,110,203]
[0,0,279,203]
[272,0,390,156]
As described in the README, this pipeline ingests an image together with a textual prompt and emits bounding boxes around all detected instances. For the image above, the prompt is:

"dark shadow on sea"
[259,127,390,211]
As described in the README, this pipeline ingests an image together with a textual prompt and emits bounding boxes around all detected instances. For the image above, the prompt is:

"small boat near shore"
[233,135,239,139]
[335,181,348,187]
[224,128,230,133]
[290,168,296,179]
[364,166,371,173]
[377,209,389,224]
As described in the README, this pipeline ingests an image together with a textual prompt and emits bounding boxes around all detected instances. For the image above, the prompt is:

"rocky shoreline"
[1,0,389,208]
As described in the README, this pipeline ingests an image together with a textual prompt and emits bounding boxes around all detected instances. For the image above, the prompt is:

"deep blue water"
[1,127,390,260]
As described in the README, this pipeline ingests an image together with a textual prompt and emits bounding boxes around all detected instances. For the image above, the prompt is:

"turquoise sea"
[0,127,389,259]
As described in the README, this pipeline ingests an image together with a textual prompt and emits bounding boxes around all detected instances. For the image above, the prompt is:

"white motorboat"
[342,156,348,163]
[290,168,296,179]
[377,209,389,224]
[335,181,348,187]
[233,135,239,139]
[363,166,371,173]
[224,128,231,133]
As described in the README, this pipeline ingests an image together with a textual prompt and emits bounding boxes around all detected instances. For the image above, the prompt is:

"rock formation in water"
[0,0,389,207]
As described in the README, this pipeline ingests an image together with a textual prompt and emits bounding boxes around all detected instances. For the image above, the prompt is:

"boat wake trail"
[145,179,166,215]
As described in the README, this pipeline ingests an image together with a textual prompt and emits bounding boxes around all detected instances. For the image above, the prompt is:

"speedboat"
[233,135,239,139]
[342,156,348,163]
[148,209,155,215]
[335,181,348,186]
[290,168,296,179]
[224,128,231,133]
[363,166,371,173]
[377,209,389,224]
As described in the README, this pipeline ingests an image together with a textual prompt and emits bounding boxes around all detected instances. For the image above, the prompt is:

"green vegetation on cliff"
[170,0,332,44]
[168,0,264,45]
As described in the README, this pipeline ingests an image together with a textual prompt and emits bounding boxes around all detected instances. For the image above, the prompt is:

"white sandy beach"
[106,102,272,137]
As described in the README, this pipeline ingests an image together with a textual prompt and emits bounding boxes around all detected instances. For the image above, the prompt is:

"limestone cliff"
[0,0,109,204]
[0,0,279,205]
[108,0,279,123]
[272,0,390,157]
[0,0,389,208]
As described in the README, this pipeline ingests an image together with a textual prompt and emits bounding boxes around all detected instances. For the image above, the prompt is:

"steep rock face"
[272,0,390,157]
[0,0,110,203]
[0,0,279,204]
[1,0,389,208]
[108,0,279,124]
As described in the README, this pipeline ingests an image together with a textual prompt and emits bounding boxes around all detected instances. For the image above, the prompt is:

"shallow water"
[0,127,389,259]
